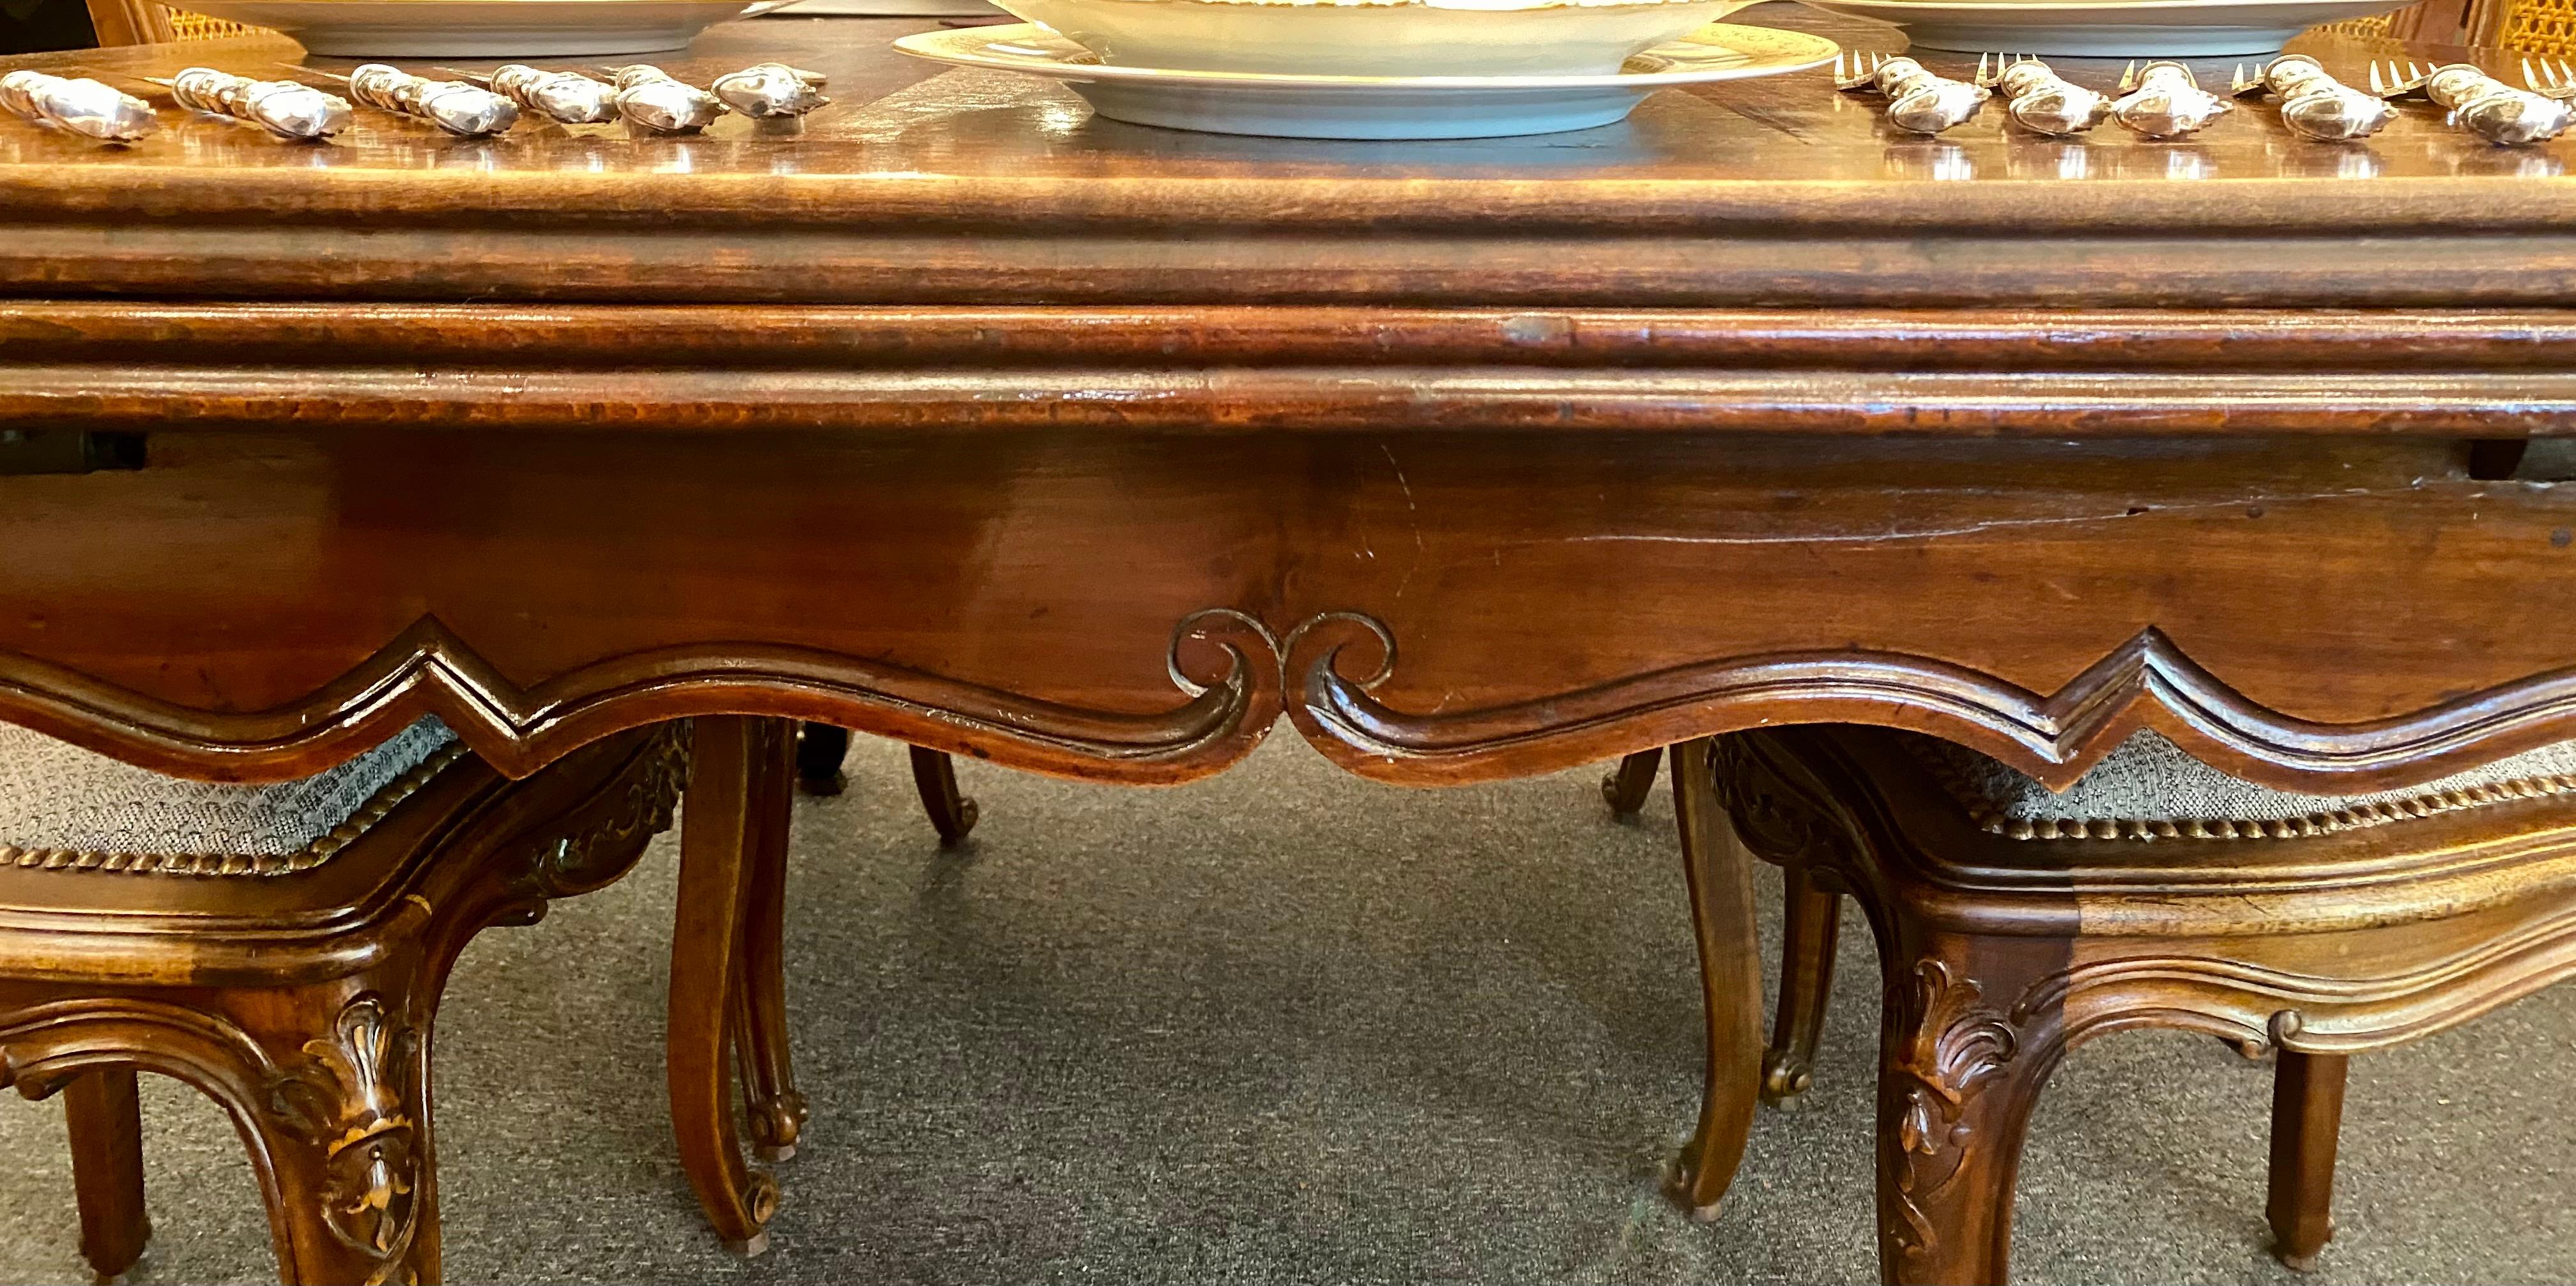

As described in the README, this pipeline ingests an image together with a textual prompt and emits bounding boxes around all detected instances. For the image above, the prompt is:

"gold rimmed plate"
[893,20,1839,137]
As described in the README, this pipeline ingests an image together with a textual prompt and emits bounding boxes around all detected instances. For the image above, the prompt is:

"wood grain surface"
[2,10,2572,793]
[0,11,2571,309]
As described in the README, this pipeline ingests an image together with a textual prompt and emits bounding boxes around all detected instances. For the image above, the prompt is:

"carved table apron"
[2,20,2572,793]
[3,15,2575,1264]
[2,420,2565,794]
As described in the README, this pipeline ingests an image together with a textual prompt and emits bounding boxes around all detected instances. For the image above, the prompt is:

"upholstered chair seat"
[1912,729,2576,841]
[1669,724,2576,1283]
[0,718,459,876]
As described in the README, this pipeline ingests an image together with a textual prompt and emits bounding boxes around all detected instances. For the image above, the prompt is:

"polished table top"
[0,9,2570,309]
[4,9,2574,445]
[2,9,2574,799]
[0,9,2545,183]
[6,21,2572,1282]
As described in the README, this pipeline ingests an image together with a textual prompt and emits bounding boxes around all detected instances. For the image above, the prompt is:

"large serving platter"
[893,20,1839,137]
[173,0,780,56]
[1799,0,2404,54]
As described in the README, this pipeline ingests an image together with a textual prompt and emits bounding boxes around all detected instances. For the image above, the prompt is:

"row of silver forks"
[2364,57,2571,142]
[3,59,829,144]
[1835,51,2237,139]
[1836,49,2576,146]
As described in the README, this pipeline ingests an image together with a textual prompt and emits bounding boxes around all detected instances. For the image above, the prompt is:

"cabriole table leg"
[671,716,792,1256]
[1665,737,1765,1221]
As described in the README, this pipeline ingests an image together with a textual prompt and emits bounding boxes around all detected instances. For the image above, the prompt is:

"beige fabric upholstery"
[0,718,460,875]
[1910,730,2576,841]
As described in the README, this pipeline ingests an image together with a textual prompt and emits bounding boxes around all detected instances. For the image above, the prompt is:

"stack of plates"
[1797,0,2408,56]
[893,0,1839,137]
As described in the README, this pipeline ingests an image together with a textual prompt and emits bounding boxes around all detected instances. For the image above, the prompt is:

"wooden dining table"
[3,7,2574,1280]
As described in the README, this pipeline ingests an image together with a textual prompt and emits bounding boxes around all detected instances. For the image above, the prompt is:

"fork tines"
[2367,59,2435,98]
[2524,55,2576,102]
[1971,52,2035,89]
[1831,50,1890,92]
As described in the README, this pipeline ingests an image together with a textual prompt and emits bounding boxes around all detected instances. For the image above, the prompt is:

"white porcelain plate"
[892,20,1839,137]
[989,0,1754,79]
[1798,0,2404,55]
[773,0,1002,13]
[178,0,777,56]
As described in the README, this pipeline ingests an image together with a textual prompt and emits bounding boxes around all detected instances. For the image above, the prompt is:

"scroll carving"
[0,612,1282,787]
[521,724,692,898]
[1706,733,1853,871]
[1285,620,2576,795]
[1882,960,2019,1262]
[17,608,2576,795]
[2020,903,2576,1057]
[266,993,424,1286]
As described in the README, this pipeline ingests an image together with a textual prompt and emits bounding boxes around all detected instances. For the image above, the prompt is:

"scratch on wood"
[1381,441,1425,601]
[1554,486,2438,547]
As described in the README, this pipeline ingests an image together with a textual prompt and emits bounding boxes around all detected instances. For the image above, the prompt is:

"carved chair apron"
[1686,726,2576,1285]
[0,718,806,1284]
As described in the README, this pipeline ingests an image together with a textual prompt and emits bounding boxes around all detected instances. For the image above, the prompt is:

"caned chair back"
[2483,0,2576,52]
[80,0,266,46]
[2320,0,2576,53]
[166,6,263,38]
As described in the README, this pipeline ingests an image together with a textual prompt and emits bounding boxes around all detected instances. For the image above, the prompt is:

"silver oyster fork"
[2523,56,2576,102]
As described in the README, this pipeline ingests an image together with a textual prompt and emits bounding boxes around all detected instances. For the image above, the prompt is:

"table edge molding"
[13,303,2576,437]
[10,611,2576,793]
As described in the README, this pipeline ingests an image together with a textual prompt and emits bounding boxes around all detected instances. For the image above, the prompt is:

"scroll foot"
[1601,749,1662,818]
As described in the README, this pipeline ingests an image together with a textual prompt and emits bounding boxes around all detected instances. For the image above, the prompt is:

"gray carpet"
[2,734,2572,1285]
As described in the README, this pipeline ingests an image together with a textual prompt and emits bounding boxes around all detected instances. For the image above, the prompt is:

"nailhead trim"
[0,742,470,876]
[1912,744,2576,843]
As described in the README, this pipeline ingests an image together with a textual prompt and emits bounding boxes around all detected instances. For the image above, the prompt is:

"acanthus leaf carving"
[1882,960,2020,1263]
[266,993,424,1286]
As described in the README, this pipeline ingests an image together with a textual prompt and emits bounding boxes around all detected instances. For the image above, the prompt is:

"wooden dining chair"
[0,720,717,1284]
[794,723,980,846]
[1609,740,1911,1122]
[1682,724,2576,1283]
[2319,0,2576,52]
[79,0,258,47]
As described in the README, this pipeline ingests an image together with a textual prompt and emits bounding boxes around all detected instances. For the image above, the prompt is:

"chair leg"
[243,985,447,1286]
[0,728,680,1286]
[65,1068,150,1285]
[1874,937,2067,1286]
[2267,1050,2347,1272]
[1601,749,1662,818]
[1763,866,1842,1105]
[907,746,981,846]
[793,723,849,797]
[671,716,790,1256]
[0,981,445,1286]
[1664,738,1767,1221]
[734,769,807,1165]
